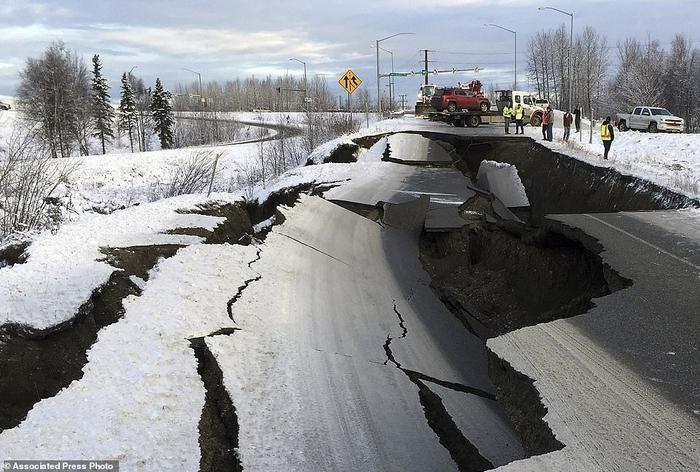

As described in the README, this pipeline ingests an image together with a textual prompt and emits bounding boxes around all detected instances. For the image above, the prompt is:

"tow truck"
[425,90,546,128]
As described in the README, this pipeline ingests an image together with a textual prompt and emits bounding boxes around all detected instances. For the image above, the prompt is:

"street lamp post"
[375,45,395,112]
[538,6,574,111]
[184,68,205,143]
[485,24,517,90]
[375,32,414,114]
[289,58,312,148]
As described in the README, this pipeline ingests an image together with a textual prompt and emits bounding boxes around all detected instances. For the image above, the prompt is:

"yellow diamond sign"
[339,69,362,94]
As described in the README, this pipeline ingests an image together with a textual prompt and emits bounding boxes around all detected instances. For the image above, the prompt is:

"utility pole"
[424,50,429,85]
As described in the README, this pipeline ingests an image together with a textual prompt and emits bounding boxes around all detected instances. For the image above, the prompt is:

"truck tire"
[648,122,658,133]
[618,120,628,132]
[447,102,457,113]
[467,115,480,127]
[480,102,489,112]
[530,113,542,127]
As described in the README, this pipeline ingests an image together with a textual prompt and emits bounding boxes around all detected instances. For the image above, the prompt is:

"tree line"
[527,28,700,132]
[171,74,375,114]
[17,41,175,157]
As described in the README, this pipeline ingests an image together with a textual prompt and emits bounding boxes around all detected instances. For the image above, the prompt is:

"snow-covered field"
[0,192,240,330]
[524,114,700,199]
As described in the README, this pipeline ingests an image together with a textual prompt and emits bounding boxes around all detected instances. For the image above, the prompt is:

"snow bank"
[0,192,241,330]
[0,243,259,470]
[525,116,700,200]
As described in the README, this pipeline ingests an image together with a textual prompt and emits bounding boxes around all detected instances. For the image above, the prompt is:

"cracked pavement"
[210,195,524,470]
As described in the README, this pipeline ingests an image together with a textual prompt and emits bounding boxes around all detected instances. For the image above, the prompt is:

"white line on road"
[584,214,700,272]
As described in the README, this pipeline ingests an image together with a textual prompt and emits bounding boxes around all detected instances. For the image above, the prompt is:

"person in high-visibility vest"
[514,104,524,134]
[601,116,615,160]
[502,105,512,134]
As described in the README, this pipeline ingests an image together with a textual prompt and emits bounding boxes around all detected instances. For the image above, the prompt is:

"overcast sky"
[0,0,697,103]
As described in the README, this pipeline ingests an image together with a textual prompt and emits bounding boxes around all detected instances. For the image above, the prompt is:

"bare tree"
[0,126,79,237]
[576,26,609,118]
[17,41,91,158]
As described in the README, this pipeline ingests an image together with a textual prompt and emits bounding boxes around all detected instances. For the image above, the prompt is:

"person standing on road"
[502,104,512,134]
[514,104,524,134]
[574,106,581,132]
[545,106,554,141]
[601,116,615,159]
[563,110,573,141]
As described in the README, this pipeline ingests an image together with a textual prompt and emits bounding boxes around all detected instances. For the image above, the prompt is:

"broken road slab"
[224,195,523,470]
[488,208,700,471]
[386,132,454,165]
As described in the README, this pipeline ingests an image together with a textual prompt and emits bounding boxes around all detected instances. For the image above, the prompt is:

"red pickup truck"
[430,88,490,113]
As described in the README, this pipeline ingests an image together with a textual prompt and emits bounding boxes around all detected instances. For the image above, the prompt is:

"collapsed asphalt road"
[1,126,698,471]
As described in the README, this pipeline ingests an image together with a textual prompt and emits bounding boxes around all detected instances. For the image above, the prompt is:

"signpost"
[339,69,362,122]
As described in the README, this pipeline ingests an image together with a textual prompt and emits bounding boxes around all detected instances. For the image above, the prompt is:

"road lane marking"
[584,214,700,272]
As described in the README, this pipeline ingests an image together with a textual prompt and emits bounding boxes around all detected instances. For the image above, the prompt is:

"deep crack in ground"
[190,335,243,472]
[381,301,495,471]
[227,246,263,323]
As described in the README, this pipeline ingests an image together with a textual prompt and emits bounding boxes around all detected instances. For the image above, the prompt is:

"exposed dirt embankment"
[0,244,182,431]
[420,133,699,222]
[421,219,631,337]
[420,218,631,465]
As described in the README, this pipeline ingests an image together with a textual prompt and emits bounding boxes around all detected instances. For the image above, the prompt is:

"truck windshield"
[650,108,671,116]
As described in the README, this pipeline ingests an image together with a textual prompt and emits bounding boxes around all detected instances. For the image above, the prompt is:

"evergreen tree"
[151,78,174,149]
[90,54,115,154]
[118,72,137,152]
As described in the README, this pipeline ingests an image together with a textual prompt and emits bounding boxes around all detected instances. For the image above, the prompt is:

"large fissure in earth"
[0,244,182,431]
[189,335,243,472]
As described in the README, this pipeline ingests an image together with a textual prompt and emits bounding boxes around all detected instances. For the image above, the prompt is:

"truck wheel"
[618,121,628,132]
[467,115,480,127]
[530,114,542,127]
[480,102,489,112]
[447,102,457,113]
[648,122,658,133]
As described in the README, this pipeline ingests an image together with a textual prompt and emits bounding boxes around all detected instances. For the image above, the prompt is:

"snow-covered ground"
[0,242,259,469]
[524,114,700,199]
[0,192,241,330]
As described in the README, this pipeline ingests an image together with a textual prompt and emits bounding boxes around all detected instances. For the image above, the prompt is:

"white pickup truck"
[616,106,684,133]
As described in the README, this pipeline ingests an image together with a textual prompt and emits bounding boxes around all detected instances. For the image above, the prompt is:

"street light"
[289,58,307,105]
[289,58,312,148]
[538,6,574,111]
[376,32,414,114]
[373,44,395,112]
[485,24,517,90]
[184,68,205,143]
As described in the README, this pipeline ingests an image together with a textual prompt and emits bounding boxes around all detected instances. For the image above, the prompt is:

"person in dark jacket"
[600,116,615,159]
[563,111,573,141]
[544,107,554,141]
[574,106,581,132]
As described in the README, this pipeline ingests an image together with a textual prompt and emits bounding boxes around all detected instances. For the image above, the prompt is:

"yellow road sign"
[339,69,362,94]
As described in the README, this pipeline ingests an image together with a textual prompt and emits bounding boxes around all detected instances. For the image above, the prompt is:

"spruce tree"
[118,72,137,152]
[151,78,174,149]
[90,55,115,154]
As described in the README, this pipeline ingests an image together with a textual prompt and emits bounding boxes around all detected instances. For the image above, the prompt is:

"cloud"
[98,26,342,61]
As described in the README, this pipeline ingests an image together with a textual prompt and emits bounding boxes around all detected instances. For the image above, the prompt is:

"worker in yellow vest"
[514,104,524,134]
[502,105,512,134]
[600,116,615,159]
